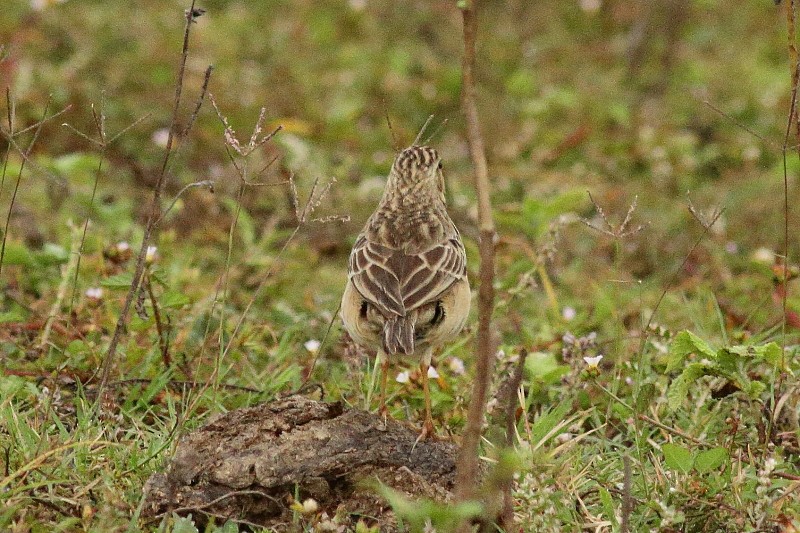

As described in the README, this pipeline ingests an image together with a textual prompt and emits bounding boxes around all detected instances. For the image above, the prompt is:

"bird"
[341,144,470,440]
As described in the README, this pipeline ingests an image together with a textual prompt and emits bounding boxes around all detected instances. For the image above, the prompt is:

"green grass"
[2,0,800,531]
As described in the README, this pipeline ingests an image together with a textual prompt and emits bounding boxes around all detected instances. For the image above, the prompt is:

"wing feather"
[348,231,467,320]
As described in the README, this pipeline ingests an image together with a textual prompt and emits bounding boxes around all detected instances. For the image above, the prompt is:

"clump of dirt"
[142,396,460,531]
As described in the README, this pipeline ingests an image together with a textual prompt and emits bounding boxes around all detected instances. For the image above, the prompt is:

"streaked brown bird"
[341,145,470,439]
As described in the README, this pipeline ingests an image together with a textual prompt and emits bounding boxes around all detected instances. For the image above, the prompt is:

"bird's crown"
[392,145,441,176]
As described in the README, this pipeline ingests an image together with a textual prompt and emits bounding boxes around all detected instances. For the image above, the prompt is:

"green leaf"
[634,382,657,412]
[745,380,767,399]
[101,273,134,289]
[525,351,569,384]
[377,484,482,531]
[598,486,618,527]
[667,331,716,373]
[210,522,239,533]
[0,310,25,323]
[0,242,34,266]
[667,362,710,410]
[517,189,587,239]
[221,197,256,247]
[694,447,728,473]
[170,513,199,533]
[35,243,69,266]
[662,443,694,473]
[530,401,572,446]
[161,291,191,309]
[757,342,783,366]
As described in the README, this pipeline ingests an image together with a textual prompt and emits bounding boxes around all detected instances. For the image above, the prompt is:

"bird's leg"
[417,358,437,442]
[378,354,390,420]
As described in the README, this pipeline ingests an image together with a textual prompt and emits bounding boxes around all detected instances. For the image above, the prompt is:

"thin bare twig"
[181,65,213,137]
[155,179,215,225]
[65,101,151,312]
[100,1,203,395]
[0,106,72,182]
[424,118,449,146]
[582,192,645,239]
[144,272,172,369]
[621,455,632,533]
[768,0,799,455]
[1,97,61,278]
[412,114,435,146]
[383,100,400,151]
[454,0,499,515]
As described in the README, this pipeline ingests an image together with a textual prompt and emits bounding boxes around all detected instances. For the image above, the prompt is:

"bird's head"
[388,145,446,202]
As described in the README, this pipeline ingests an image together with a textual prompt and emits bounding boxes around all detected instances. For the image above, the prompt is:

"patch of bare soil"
[143,396,459,531]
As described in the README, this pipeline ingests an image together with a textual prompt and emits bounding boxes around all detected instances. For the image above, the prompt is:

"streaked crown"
[392,145,441,177]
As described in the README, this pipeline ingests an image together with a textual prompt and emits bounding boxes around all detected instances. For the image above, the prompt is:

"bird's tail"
[383,315,415,356]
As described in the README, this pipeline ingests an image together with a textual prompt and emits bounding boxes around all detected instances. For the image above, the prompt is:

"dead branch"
[454,0,499,517]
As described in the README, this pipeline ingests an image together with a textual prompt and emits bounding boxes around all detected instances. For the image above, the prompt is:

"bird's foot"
[413,419,439,448]
[377,404,389,430]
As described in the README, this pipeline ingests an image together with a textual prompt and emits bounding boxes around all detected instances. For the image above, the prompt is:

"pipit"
[341,145,470,439]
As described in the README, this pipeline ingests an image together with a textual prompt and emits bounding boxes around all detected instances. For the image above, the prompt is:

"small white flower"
[151,128,170,148]
[145,246,158,264]
[302,498,318,514]
[427,366,439,379]
[583,355,603,368]
[396,371,410,384]
[116,241,130,252]
[725,241,738,254]
[579,0,601,13]
[304,339,321,353]
[752,247,773,264]
[85,287,103,299]
[562,306,576,321]
[448,357,465,375]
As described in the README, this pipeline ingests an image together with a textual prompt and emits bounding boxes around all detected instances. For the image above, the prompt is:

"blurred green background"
[2,0,796,343]
[2,0,800,529]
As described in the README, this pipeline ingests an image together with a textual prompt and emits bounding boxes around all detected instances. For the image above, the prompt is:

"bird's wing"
[349,233,467,317]
[348,235,405,317]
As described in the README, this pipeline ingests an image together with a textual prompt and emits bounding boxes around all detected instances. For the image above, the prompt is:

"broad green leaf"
[161,291,191,309]
[667,331,716,373]
[667,362,710,410]
[694,447,728,473]
[51,152,103,182]
[662,443,694,473]
[101,273,134,289]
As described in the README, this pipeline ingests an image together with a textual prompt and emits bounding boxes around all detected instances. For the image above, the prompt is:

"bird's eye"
[437,161,443,170]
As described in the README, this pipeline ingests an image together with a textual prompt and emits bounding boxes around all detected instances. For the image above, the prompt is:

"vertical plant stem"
[144,272,172,369]
[100,1,198,394]
[454,0,498,510]
[0,98,51,279]
[40,221,81,350]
